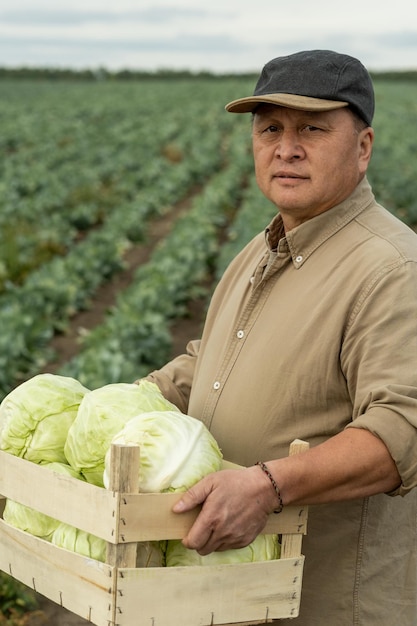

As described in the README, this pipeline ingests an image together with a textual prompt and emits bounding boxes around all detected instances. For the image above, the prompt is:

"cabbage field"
[0,76,416,400]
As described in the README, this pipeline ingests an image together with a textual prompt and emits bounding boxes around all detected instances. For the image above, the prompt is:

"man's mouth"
[275,171,305,179]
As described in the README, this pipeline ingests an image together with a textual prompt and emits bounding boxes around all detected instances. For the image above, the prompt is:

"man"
[144,50,417,624]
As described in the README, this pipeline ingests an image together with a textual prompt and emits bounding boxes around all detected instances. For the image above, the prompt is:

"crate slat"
[118,492,307,541]
[115,558,304,625]
[0,449,117,541]
[0,518,113,626]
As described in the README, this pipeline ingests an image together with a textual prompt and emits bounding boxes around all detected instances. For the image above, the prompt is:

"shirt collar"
[265,177,375,268]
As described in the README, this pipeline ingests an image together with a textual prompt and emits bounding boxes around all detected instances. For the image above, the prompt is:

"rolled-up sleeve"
[138,339,200,414]
[343,260,417,496]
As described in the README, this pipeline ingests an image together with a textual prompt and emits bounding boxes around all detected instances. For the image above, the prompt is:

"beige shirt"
[146,178,417,624]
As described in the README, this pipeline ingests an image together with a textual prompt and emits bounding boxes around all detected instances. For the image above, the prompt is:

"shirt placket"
[200,251,291,426]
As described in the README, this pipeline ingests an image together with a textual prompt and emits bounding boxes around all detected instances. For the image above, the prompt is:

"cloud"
[0,32,244,54]
[0,7,218,26]
[375,31,417,47]
[0,29,248,72]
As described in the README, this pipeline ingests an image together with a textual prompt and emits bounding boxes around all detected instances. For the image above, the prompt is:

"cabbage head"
[0,374,90,464]
[3,462,85,540]
[103,410,223,493]
[51,524,106,562]
[64,381,179,486]
[165,533,280,567]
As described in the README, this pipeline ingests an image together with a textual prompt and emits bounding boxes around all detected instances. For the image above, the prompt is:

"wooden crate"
[0,439,308,625]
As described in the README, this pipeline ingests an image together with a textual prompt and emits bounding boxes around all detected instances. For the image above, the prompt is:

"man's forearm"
[268,428,401,507]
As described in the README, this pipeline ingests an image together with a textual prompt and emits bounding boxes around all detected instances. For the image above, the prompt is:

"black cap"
[225,49,375,126]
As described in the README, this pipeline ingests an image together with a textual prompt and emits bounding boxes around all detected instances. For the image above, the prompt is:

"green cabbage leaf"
[103,409,223,493]
[0,374,90,464]
[51,524,107,562]
[165,533,280,567]
[64,381,179,486]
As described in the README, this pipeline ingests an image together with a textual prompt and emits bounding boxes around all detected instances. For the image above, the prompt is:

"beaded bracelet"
[255,461,284,514]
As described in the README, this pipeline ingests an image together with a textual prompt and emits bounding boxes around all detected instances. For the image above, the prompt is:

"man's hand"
[172,466,276,555]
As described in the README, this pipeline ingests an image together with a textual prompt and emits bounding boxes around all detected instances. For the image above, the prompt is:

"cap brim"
[225,93,349,113]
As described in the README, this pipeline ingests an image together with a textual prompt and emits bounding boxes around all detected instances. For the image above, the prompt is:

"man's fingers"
[182,523,214,552]
[172,476,219,551]
[172,478,211,513]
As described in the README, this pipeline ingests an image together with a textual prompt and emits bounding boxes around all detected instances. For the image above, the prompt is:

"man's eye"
[301,124,321,133]
[264,125,279,133]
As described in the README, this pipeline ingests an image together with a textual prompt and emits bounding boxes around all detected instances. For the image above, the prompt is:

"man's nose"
[274,130,304,160]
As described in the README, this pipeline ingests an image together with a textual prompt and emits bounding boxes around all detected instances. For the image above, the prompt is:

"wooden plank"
[0,518,113,626]
[106,444,139,569]
[115,557,304,625]
[0,450,117,541]
[118,493,307,541]
[280,439,310,559]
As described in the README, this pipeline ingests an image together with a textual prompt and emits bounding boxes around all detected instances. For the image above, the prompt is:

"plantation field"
[0,76,416,402]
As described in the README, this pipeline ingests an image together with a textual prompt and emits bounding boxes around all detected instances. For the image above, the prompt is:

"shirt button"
[249,276,255,284]
[295,255,303,263]
[213,381,221,390]
[237,330,244,339]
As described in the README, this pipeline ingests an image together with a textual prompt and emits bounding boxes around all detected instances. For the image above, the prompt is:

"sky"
[1,1,416,75]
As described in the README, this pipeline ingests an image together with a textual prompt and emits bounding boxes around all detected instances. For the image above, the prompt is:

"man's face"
[252,105,374,231]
